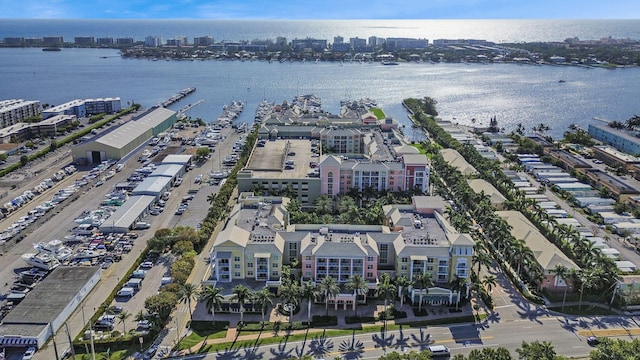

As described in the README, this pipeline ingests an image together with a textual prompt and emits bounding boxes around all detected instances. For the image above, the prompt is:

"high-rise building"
[144,36,163,47]
[194,36,214,46]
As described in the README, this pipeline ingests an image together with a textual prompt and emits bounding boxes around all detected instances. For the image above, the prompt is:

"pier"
[177,99,204,120]
[158,87,196,108]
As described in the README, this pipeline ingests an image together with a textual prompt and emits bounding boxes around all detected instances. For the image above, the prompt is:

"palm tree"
[232,284,251,324]
[178,283,200,323]
[472,246,492,275]
[345,274,369,316]
[279,280,302,324]
[252,286,274,324]
[301,280,320,324]
[413,272,433,312]
[117,311,131,336]
[134,310,146,324]
[551,264,571,312]
[449,276,468,310]
[200,284,224,324]
[314,195,334,215]
[577,269,599,311]
[319,276,340,316]
[482,275,497,293]
[394,275,412,309]
[376,273,396,320]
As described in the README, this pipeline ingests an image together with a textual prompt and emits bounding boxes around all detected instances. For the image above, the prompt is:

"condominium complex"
[208,194,474,307]
[42,98,121,119]
[0,99,41,128]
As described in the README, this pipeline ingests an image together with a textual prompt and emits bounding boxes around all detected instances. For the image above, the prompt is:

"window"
[401,265,407,271]
[306,263,311,269]
[367,264,373,270]
[305,256,311,261]
[401,257,408,263]
[248,271,254,276]
[367,256,374,262]
[234,256,240,262]
[234,272,241,277]
[248,262,253,268]
[367,272,373,278]
[273,263,278,268]
[306,271,311,277]
[234,264,240,269]
[272,271,279,277]
[380,244,388,264]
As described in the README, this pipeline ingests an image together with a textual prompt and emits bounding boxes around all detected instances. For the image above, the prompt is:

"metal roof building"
[0,267,101,349]
[148,163,185,179]
[131,177,172,198]
[162,154,193,166]
[99,195,156,233]
[72,107,177,164]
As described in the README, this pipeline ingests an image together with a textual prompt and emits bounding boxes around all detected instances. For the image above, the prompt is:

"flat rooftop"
[246,139,313,179]
[1,267,100,326]
[585,169,640,194]
[398,212,449,247]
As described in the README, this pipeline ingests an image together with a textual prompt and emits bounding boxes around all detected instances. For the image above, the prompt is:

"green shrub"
[311,315,337,327]
[345,315,376,324]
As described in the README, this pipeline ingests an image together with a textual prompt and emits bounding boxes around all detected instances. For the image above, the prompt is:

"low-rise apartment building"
[208,194,473,308]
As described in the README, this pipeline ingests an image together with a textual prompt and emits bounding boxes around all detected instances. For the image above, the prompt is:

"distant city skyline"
[1,0,639,20]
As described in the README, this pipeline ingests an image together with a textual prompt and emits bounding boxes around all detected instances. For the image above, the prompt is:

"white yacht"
[33,239,73,262]
[22,253,61,271]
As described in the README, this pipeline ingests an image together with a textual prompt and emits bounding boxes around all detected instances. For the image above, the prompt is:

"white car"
[22,347,36,360]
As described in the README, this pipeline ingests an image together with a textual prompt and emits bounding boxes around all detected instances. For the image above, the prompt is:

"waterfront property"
[239,119,430,207]
[42,97,121,120]
[0,99,41,128]
[71,106,177,164]
[207,194,473,308]
[588,123,640,156]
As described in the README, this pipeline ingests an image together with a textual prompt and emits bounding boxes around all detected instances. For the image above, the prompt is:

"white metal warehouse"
[72,107,177,164]
[99,195,156,233]
[131,177,173,198]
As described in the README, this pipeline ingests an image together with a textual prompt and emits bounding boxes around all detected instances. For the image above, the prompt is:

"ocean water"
[1,19,640,43]
[1,19,640,139]
[1,47,639,139]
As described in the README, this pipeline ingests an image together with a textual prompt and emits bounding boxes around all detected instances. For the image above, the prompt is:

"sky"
[0,0,638,19]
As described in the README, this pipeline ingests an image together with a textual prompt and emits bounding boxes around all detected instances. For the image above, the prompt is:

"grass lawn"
[75,350,129,360]
[370,107,386,119]
[176,321,229,351]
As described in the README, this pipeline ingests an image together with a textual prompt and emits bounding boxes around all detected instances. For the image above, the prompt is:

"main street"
[169,313,638,360]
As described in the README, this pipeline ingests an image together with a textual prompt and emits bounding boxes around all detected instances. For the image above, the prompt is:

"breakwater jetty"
[159,87,196,107]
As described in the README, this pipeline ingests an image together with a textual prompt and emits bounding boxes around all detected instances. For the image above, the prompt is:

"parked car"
[137,320,152,329]
[143,345,158,359]
[140,261,154,268]
[22,347,36,360]
[587,336,600,346]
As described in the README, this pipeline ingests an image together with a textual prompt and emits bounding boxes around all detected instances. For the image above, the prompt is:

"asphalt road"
[167,316,611,360]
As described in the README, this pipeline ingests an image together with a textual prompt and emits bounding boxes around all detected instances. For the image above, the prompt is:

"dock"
[158,87,196,108]
[177,99,204,120]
